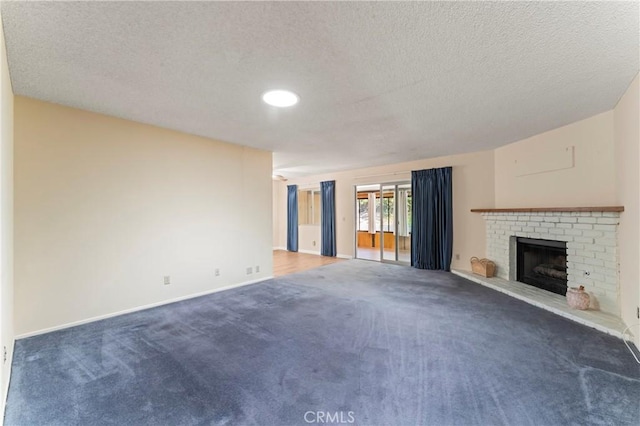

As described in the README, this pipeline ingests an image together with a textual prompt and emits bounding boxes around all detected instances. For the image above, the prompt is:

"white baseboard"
[15,277,273,340]
[300,249,353,259]
[276,247,352,260]
[298,249,321,256]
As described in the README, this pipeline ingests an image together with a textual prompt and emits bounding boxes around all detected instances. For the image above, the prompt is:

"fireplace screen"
[516,238,567,296]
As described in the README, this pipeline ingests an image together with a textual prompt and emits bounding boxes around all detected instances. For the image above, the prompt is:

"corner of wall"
[272,179,284,249]
[0,9,15,418]
[613,72,640,347]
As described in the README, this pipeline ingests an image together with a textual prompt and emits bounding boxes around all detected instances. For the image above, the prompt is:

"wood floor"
[273,250,344,277]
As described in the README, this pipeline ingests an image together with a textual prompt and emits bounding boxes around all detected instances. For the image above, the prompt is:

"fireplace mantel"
[471,206,624,213]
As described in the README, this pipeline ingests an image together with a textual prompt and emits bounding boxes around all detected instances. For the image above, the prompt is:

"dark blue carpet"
[5,261,640,425]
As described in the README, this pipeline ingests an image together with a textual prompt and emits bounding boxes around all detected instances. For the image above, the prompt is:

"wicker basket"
[470,257,496,278]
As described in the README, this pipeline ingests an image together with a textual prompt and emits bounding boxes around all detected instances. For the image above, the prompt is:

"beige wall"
[0,14,14,416]
[495,111,616,207]
[14,97,273,336]
[273,179,287,249]
[278,150,495,269]
[614,73,640,346]
[272,180,281,248]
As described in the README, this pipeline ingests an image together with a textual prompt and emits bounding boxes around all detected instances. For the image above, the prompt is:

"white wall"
[614,73,640,346]
[278,150,495,269]
[14,97,273,336]
[0,13,14,416]
[495,111,616,208]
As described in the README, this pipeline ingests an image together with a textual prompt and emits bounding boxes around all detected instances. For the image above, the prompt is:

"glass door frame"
[354,181,410,265]
[380,184,396,263]
[379,181,411,265]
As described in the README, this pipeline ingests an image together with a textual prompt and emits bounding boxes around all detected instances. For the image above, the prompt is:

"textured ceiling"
[2,1,638,178]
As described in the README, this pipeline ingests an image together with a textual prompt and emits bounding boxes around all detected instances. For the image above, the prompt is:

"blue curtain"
[320,180,337,257]
[411,167,453,271]
[287,185,298,252]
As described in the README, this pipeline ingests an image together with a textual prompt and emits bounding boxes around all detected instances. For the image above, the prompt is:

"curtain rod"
[353,171,410,180]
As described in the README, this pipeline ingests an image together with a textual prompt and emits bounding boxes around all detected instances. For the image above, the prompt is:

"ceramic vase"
[566,285,590,310]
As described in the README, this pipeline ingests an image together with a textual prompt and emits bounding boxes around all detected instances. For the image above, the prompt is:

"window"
[375,196,381,232]
[357,192,390,232]
[298,189,320,225]
[381,196,395,232]
[406,193,412,234]
[357,191,404,233]
[357,198,369,231]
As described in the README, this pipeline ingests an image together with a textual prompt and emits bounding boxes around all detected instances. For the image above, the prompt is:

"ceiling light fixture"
[262,90,299,107]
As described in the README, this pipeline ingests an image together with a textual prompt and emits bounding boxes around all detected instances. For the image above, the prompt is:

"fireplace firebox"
[516,238,567,296]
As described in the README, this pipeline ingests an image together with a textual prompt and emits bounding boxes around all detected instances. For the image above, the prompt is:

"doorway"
[355,182,411,264]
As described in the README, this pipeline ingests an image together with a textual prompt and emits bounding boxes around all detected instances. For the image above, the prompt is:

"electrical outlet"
[215,268,220,277]
[255,265,260,273]
[246,267,253,275]
[312,240,316,246]
[164,275,171,285]
[455,254,460,260]
[3,346,6,364]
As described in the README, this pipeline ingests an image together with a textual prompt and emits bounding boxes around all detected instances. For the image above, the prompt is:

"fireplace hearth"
[516,237,567,296]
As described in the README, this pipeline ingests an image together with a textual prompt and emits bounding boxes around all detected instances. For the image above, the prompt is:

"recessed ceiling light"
[262,90,299,107]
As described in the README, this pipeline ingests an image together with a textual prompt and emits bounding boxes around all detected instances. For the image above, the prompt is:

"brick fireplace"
[475,208,621,316]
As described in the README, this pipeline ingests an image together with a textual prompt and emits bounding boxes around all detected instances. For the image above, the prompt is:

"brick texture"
[481,212,620,315]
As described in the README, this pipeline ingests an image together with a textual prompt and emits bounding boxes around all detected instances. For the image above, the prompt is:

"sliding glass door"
[381,185,396,262]
[355,185,380,261]
[355,182,411,264]
[396,184,412,263]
